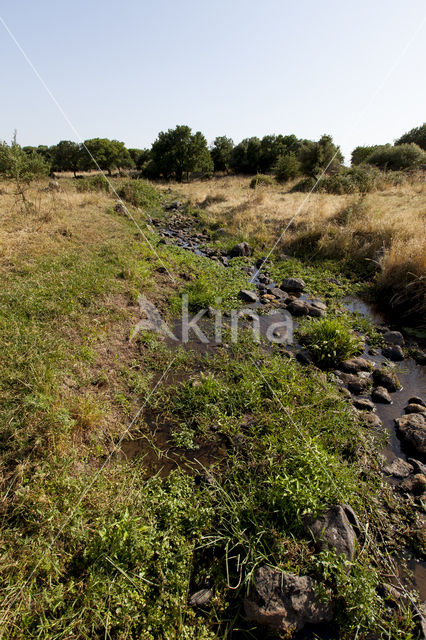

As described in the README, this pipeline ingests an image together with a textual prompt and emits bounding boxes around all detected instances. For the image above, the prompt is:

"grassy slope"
[0,178,422,639]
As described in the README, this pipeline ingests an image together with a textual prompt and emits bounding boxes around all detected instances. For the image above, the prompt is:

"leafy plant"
[0,133,49,209]
[298,317,363,368]
[249,173,275,188]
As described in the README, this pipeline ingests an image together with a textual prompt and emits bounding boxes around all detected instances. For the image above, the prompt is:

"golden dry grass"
[163,175,426,320]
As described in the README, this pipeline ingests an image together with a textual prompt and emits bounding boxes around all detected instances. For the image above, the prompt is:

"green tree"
[83,138,133,175]
[210,136,234,172]
[274,152,301,182]
[128,148,150,171]
[351,145,381,166]
[51,140,83,176]
[149,125,213,182]
[366,143,426,171]
[230,137,261,174]
[298,134,343,178]
[259,135,301,173]
[0,133,49,208]
[395,123,426,151]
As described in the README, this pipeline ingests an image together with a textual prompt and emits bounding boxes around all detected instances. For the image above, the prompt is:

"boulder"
[408,458,426,475]
[306,304,326,318]
[412,350,426,366]
[238,289,258,303]
[383,331,405,346]
[405,404,426,415]
[280,277,306,293]
[244,567,334,633]
[372,368,401,392]
[383,457,414,478]
[353,398,375,411]
[287,300,308,317]
[229,241,252,257]
[338,372,369,395]
[340,357,372,374]
[395,413,426,456]
[408,396,425,407]
[382,345,404,361]
[309,299,327,311]
[269,287,289,300]
[372,386,392,404]
[304,504,358,561]
[362,412,383,428]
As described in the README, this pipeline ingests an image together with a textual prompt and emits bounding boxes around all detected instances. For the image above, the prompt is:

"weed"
[297,317,363,368]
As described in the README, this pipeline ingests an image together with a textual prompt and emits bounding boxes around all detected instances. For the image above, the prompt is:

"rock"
[408,458,426,475]
[309,299,327,311]
[114,202,127,215]
[395,413,426,456]
[164,200,182,211]
[339,387,352,399]
[306,304,326,318]
[269,287,289,300]
[400,474,426,495]
[382,345,404,361]
[338,373,369,395]
[383,331,404,346]
[362,412,383,428]
[353,398,375,411]
[372,386,392,404]
[405,403,426,415]
[238,289,258,303]
[408,396,425,407]
[244,567,334,633]
[296,350,313,365]
[383,457,414,478]
[372,369,401,393]
[189,588,213,607]
[412,349,426,365]
[304,504,358,561]
[287,300,308,317]
[340,357,372,374]
[279,277,306,293]
[229,242,252,257]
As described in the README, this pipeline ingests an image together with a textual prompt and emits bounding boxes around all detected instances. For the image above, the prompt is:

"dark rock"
[353,398,375,411]
[296,350,313,365]
[395,413,426,456]
[340,357,372,374]
[338,372,369,395]
[399,474,426,495]
[304,504,358,561]
[114,202,127,215]
[405,403,426,415]
[287,300,308,317]
[280,277,306,293]
[383,330,405,346]
[372,386,392,404]
[362,412,383,428]
[238,289,258,303]
[269,287,289,300]
[309,299,327,311]
[244,567,334,633]
[306,304,326,318]
[412,350,426,365]
[383,457,414,478]
[189,588,213,607]
[230,242,252,257]
[408,458,426,475]
[372,368,401,392]
[408,396,425,407]
[382,345,404,361]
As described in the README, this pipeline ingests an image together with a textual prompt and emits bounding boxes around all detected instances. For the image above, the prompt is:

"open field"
[0,176,425,639]
[166,174,426,325]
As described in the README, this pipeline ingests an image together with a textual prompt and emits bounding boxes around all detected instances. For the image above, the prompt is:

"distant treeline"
[4,122,426,183]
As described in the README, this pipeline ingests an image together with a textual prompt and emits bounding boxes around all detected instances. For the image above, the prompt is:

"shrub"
[395,123,426,151]
[274,153,301,182]
[366,143,426,171]
[292,166,384,194]
[117,179,161,209]
[298,317,363,368]
[249,174,275,189]
[75,174,111,193]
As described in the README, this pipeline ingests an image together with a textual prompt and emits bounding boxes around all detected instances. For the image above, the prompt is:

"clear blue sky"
[1,0,425,162]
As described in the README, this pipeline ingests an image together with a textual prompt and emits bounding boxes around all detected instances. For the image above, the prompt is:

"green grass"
[297,316,364,368]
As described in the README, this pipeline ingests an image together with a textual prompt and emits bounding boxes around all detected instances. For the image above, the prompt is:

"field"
[0,175,424,639]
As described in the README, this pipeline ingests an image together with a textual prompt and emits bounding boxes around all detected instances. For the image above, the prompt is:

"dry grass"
[163,175,426,322]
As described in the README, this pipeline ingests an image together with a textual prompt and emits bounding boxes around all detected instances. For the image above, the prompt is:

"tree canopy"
[149,125,213,181]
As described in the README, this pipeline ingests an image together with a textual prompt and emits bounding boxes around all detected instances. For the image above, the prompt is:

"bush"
[291,166,384,194]
[117,179,161,209]
[395,123,426,151]
[249,174,275,189]
[274,153,301,182]
[366,143,426,171]
[298,317,363,368]
[75,174,111,193]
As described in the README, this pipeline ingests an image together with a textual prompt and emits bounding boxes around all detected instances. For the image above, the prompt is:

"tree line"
[1,122,424,184]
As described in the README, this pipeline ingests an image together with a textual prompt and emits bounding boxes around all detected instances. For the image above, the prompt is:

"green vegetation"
[147,125,213,182]
[366,142,426,171]
[249,173,275,188]
[0,134,49,207]
[297,317,364,368]
[395,122,426,150]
